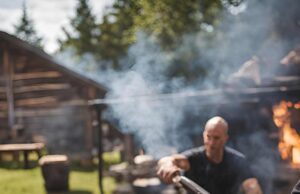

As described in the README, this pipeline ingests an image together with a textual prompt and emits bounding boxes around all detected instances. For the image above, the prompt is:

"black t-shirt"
[181,146,253,194]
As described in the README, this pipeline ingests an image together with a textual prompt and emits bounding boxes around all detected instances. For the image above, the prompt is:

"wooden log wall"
[0,49,9,139]
[0,82,8,139]
[3,48,15,138]
[0,45,106,154]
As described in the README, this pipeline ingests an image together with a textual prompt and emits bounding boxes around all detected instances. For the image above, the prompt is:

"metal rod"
[173,175,210,194]
[88,85,300,106]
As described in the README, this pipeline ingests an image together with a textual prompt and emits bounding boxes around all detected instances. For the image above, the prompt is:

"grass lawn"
[0,164,116,194]
[0,165,116,194]
[0,152,119,194]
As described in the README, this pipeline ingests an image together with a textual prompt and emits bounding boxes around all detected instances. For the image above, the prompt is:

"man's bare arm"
[156,154,190,184]
[241,178,263,194]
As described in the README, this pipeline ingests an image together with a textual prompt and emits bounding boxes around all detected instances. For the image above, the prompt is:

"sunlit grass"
[0,151,119,194]
[0,167,44,194]
[0,166,116,194]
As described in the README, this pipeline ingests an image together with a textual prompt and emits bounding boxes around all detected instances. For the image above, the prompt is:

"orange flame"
[273,101,300,165]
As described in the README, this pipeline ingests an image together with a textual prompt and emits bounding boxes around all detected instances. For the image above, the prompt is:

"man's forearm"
[157,154,190,184]
[172,154,190,170]
[157,154,190,170]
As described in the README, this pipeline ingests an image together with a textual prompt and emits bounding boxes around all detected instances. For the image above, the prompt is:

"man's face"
[203,126,228,157]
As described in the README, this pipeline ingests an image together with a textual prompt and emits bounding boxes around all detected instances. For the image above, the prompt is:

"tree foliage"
[14,2,43,49]
[96,0,140,69]
[97,0,225,70]
[136,0,222,48]
[60,0,224,64]
[58,0,300,86]
[59,0,99,55]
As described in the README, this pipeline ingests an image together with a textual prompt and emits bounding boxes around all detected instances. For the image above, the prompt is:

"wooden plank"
[0,143,44,152]
[62,99,86,106]
[0,87,6,94]
[3,48,15,130]
[0,113,7,118]
[0,94,6,98]
[1,99,87,118]
[15,56,27,65]
[83,106,93,151]
[13,71,62,80]
[0,103,8,110]
[0,93,6,100]
[0,118,8,127]
[21,66,49,74]
[15,99,86,108]
[15,96,57,106]
[15,108,65,117]
[87,87,97,99]
[16,102,60,108]
[13,76,67,87]
[0,119,7,125]
[0,77,5,85]
[13,88,78,100]
[0,143,45,169]
[14,83,70,93]
[0,130,8,141]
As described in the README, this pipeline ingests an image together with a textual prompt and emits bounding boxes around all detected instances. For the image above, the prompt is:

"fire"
[273,101,300,165]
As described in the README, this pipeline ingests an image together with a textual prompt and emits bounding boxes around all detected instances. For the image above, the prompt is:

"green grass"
[0,150,119,194]
[0,165,116,194]
[102,151,122,170]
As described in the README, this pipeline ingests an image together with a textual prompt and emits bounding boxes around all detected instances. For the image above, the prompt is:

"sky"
[0,0,114,53]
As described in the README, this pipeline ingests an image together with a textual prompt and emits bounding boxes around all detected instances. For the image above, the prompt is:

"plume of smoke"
[231,131,279,194]
[54,0,298,162]
[101,33,199,157]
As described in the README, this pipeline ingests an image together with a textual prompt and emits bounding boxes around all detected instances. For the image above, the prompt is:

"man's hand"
[241,178,263,194]
[156,156,180,184]
[156,154,190,184]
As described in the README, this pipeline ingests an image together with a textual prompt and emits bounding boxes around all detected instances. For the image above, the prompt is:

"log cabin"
[0,31,107,155]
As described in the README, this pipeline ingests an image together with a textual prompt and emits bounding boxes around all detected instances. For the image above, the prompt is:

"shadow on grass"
[68,161,97,172]
[0,159,115,175]
[0,160,96,172]
[46,190,92,194]
[0,160,39,169]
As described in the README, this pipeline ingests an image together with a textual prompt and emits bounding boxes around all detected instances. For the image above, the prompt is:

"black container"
[39,155,69,191]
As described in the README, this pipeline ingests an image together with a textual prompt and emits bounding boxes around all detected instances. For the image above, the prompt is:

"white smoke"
[54,3,299,191]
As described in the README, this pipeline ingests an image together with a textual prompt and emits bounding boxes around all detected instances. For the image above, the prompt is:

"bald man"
[157,116,263,194]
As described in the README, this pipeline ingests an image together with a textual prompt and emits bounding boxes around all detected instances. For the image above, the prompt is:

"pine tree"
[97,0,140,69]
[136,0,223,49]
[59,0,99,55]
[14,2,43,49]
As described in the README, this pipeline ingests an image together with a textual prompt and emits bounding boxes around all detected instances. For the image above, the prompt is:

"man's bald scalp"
[204,116,228,134]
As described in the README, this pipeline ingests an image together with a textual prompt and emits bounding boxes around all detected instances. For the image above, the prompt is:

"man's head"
[203,116,229,161]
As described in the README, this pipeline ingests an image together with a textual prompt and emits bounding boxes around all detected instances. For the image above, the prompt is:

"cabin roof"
[0,31,108,93]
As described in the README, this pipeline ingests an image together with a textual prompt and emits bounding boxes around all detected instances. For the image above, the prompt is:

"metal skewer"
[172,175,210,194]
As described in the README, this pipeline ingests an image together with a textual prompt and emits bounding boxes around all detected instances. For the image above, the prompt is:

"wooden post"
[3,47,15,137]
[83,105,93,153]
[23,150,29,169]
[85,88,96,153]
[95,104,105,194]
[124,133,134,165]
